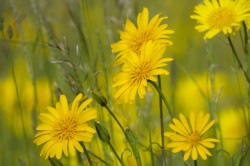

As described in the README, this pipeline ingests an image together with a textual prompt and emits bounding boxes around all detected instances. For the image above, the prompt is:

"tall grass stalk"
[148,80,173,118]
[81,142,93,166]
[227,36,250,84]
[88,150,111,166]
[7,45,31,166]
[157,75,166,166]
[108,142,125,166]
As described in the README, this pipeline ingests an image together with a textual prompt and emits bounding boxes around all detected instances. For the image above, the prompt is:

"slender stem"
[148,80,173,118]
[104,105,125,133]
[8,48,31,166]
[243,21,249,55]
[108,142,125,166]
[227,37,250,84]
[88,150,111,166]
[194,160,198,166]
[149,130,154,166]
[239,30,245,52]
[104,105,141,166]
[81,142,93,166]
[157,76,165,166]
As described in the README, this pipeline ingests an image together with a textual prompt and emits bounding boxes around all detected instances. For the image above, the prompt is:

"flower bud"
[92,91,107,106]
[95,122,110,143]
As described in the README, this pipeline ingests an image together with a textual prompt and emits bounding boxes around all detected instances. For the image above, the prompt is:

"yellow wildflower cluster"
[112,7,174,104]
[30,1,250,163]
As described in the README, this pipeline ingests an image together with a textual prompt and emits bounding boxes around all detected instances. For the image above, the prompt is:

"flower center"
[132,61,152,83]
[188,130,200,145]
[208,7,234,29]
[54,115,78,141]
[131,31,153,54]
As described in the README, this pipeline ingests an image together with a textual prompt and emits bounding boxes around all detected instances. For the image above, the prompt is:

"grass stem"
[81,142,93,166]
[157,76,165,166]
[148,80,173,118]
[7,43,31,166]
[108,142,125,166]
[227,36,250,84]
[194,160,198,166]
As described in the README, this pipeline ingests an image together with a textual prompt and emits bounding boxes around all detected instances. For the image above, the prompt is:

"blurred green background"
[0,0,249,165]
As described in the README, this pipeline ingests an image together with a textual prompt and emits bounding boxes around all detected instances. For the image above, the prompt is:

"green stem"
[104,105,125,133]
[243,21,249,55]
[108,142,125,166]
[194,160,198,166]
[157,76,165,166]
[228,37,250,84]
[149,130,154,166]
[81,142,93,166]
[8,49,31,166]
[88,150,111,166]
[103,105,141,166]
[148,80,173,118]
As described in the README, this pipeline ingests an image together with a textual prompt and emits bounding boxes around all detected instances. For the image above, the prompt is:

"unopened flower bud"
[92,91,107,106]
[95,122,110,143]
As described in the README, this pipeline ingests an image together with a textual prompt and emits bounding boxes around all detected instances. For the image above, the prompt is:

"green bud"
[92,91,107,106]
[95,122,110,143]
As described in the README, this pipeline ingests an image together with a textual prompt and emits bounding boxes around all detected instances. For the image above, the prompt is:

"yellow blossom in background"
[111,7,174,65]
[190,0,250,39]
[219,109,247,155]
[0,59,52,135]
[112,41,173,103]
[165,113,219,160]
[34,94,97,159]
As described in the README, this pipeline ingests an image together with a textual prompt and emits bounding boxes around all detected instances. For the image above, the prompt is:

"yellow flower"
[112,41,173,104]
[111,7,174,65]
[165,113,219,160]
[190,0,250,39]
[34,94,97,159]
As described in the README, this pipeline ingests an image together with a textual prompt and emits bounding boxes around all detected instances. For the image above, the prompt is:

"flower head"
[112,41,173,104]
[191,0,250,39]
[34,94,97,159]
[165,113,219,161]
[111,7,174,65]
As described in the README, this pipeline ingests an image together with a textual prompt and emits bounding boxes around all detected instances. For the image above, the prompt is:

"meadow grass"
[0,0,250,165]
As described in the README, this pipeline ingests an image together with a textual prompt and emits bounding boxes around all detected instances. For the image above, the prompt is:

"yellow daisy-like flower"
[111,7,174,65]
[112,41,173,104]
[164,113,219,161]
[190,0,250,39]
[34,94,97,159]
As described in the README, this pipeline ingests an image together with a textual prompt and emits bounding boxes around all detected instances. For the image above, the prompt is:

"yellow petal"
[72,140,83,152]
[184,147,192,161]
[190,112,196,132]
[197,145,208,160]
[68,141,76,156]
[78,98,93,112]
[200,120,215,136]
[191,146,198,160]
[60,95,69,114]
[71,93,83,112]
[179,113,191,134]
